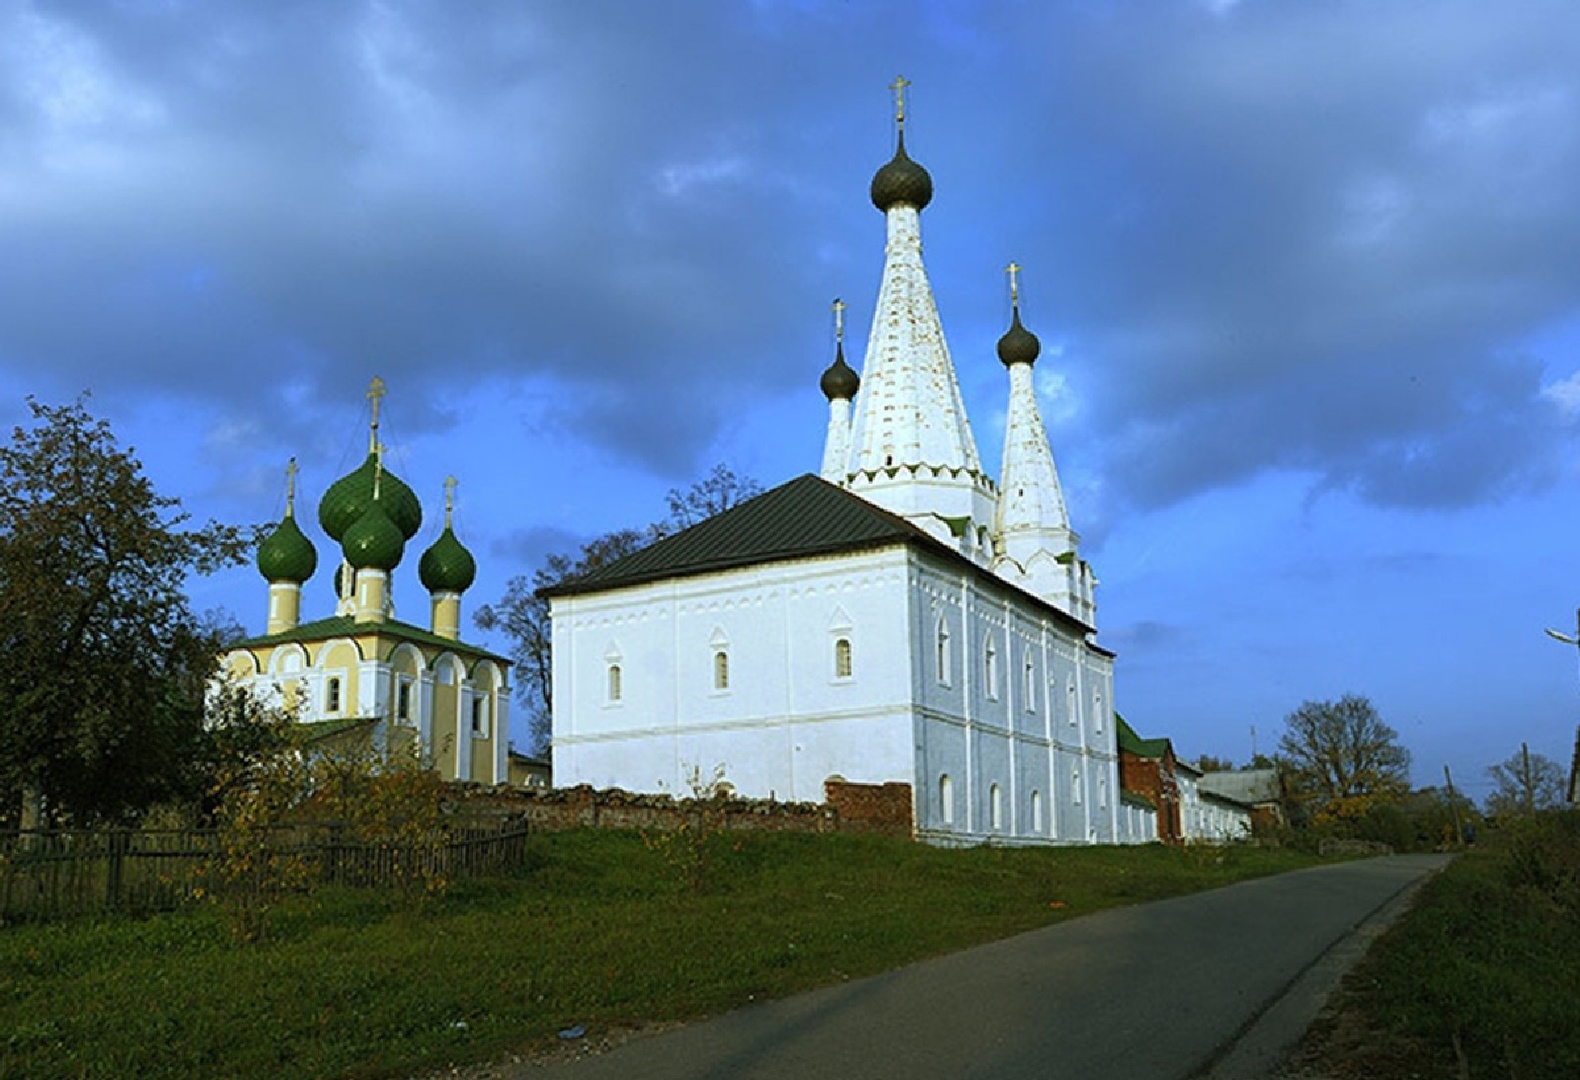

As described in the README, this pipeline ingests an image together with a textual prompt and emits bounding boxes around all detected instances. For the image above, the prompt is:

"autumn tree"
[1484,744,1566,819]
[1277,694,1411,820]
[476,465,761,751]
[0,398,252,825]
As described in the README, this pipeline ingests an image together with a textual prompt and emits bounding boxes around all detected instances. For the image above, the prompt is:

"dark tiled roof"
[233,614,508,664]
[549,474,941,593]
[544,474,1101,640]
[1200,769,1282,806]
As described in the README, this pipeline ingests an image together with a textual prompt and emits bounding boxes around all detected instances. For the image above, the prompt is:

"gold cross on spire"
[284,456,299,514]
[889,75,910,127]
[1006,262,1022,309]
[832,297,846,344]
[444,475,457,526]
[367,376,387,453]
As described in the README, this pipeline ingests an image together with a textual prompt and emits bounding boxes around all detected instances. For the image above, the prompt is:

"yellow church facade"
[221,380,510,784]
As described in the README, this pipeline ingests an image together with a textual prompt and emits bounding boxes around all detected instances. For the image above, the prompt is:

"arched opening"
[940,774,955,826]
[834,637,853,679]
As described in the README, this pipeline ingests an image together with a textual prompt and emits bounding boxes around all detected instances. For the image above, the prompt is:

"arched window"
[940,774,955,825]
[1095,691,1105,733]
[607,663,623,703]
[1031,790,1044,833]
[396,679,411,721]
[713,649,730,691]
[470,695,489,737]
[990,784,1003,831]
[1067,677,1077,725]
[1099,775,1109,809]
[834,637,853,679]
[1072,766,1083,805]
[936,619,952,686]
[1023,655,1036,712]
[985,637,999,700]
[326,676,342,714]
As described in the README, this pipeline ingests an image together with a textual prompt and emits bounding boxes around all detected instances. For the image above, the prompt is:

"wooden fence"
[0,819,531,922]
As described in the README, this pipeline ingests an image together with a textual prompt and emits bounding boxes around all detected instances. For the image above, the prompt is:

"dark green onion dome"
[997,309,1042,368]
[870,131,933,212]
[418,525,477,593]
[256,511,318,584]
[819,341,860,401]
[341,496,406,571]
[317,453,423,543]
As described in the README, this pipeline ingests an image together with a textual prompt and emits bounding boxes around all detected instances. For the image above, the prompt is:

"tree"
[1277,694,1411,819]
[1485,744,1566,819]
[1196,754,1237,773]
[0,398,252,824]
[476,465,761,752]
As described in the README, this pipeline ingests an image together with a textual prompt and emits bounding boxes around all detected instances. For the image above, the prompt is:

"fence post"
[105,829,129,909]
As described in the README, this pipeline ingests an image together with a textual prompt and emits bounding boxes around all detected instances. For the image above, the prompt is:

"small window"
[1023,656,1036,712]
[936,619,952,686]
[471,695,488,737]
[607,663,623,702]
[1067,678,1077,725]
[1072,767,1083,805]
[1099,775,1109,809]
[326,676,342,714]
[834,637,853,679]
[713,649,730,691]
[940,774,955,825]
[396,680,411,721]
[1095,692,1105,733]
[985,638,999,700]
[1031,790,1043,833]
[990,784,1003,831]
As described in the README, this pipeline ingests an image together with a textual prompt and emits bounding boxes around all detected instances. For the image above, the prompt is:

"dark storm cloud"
[4,0,1580,503]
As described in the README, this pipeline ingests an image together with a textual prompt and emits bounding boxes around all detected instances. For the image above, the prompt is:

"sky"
[3,0,1579,802]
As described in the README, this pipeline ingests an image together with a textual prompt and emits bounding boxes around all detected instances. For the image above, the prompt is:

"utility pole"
[1443,764,1465,849]
[1521,742,1535,817]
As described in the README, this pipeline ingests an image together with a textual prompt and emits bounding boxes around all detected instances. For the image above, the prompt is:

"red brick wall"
[452,781,914,838]
[1119,751,1182,844]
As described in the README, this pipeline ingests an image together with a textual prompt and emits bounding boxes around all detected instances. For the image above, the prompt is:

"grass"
[1300,809,1580,1080]
[1,829,1324,1079]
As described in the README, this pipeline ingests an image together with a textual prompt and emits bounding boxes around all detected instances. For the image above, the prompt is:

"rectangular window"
[396,680,411,721]
[713,649,730,691]
[326,677,342,714]
[471,696,488,737]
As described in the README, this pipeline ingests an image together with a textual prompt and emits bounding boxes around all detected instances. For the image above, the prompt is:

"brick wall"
[451,781,914,838]
[1119,751,1182,844]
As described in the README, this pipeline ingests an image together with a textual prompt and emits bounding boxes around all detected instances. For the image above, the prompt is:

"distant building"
[1117,716,1251,843]
[220,381,510,784]
[549,85,1132,845]
[1199,768,1285,832]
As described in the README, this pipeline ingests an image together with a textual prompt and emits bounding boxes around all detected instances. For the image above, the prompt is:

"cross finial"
[444,475,457,527]
[284,457,299,515]
[889,75,910,128]
[832,297,846,344]
[367,375,387,453]
[1006,262,1022,310]
[372,440,385,499]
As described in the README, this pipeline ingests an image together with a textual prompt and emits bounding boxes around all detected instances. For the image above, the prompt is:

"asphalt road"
[528,854,1450,1080]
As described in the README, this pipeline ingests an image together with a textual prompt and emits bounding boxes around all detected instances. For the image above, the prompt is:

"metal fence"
[0,819,531,921]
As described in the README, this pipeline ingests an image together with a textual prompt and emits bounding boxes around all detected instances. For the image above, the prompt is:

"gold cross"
[890,75,910,125]
[367,375,387,452]
[444,475,458,525]
[285,456,299,513]
[832,298,846,344]
[1006,262,1022,307]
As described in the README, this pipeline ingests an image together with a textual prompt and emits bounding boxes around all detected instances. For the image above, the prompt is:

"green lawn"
[1,830,1323,1079]
[1304,810,1580,1080]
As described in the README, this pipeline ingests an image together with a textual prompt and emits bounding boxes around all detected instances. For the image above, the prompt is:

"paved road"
[530,855,1449,1080]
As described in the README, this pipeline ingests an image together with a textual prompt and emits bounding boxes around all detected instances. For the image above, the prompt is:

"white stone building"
[550,87,1127,844]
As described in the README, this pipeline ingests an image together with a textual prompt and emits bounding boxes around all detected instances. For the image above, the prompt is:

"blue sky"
[3,0,1579,800]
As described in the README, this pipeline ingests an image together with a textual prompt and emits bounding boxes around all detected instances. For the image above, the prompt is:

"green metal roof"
[1115,713,1173,759]
[233,614,508,664]
[544,474,1103,642]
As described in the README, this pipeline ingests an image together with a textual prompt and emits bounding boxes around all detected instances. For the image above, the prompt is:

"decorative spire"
[367,376,387,454]
[820,297,861,402]
[420,477,478,596]
[834,297,846,345]
[444,474,457,528]
[284,456,299,516]
[997,262,1041,368]
[890,75,910,131]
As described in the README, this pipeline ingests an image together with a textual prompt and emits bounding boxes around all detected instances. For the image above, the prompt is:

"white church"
[548,85,1137,845]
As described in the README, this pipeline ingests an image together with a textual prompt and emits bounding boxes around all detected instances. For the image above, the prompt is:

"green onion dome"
[819,341,860,401]
[256,511,318,584]
[996,309,1042,368]
[418,525,477,593]
[317,453,423,543]
[870,131,933,212]
[341,496,405,571]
